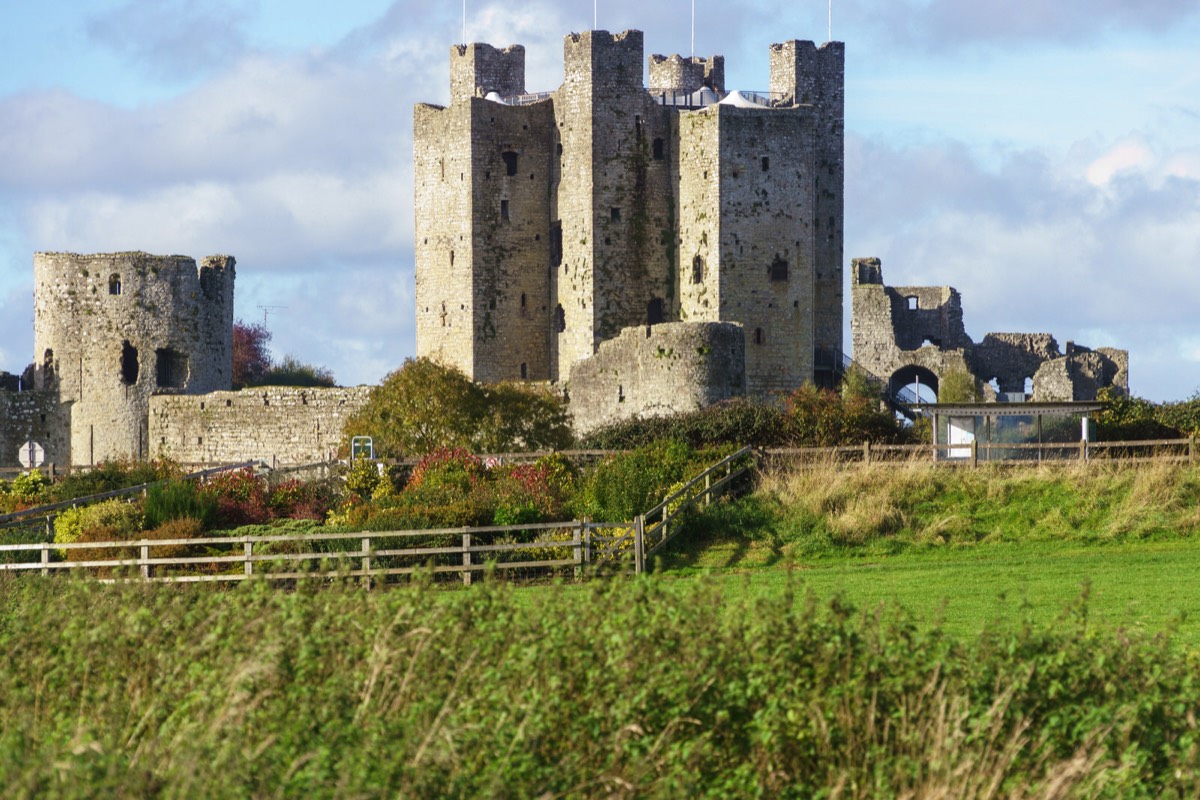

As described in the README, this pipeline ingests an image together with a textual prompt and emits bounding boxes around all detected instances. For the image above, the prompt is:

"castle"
[0,28,1132,471]
[413,30,845,428]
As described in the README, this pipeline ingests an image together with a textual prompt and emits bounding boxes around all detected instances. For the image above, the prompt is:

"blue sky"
[2,0,1198,400]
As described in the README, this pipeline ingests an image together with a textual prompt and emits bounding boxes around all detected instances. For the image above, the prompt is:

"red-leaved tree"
[232,320,272,389]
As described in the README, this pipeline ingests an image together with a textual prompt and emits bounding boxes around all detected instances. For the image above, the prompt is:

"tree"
[232,320,271,389]
[260,355,336,388]
[341,358,573,457]
[937,368,979,403]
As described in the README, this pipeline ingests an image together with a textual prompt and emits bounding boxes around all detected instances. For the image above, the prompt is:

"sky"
[1,0,1198,400]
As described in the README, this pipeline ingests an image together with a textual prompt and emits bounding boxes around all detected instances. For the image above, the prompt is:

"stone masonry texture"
[149,387,372,466]
[414,29,845,431]
[850,257,1129,402]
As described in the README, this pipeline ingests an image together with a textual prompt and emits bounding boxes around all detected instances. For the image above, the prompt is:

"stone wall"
[0,389,70,470]
[567,322,745,434]
[33,252,234,465]
[851,257,1129,401]
[149,386,372,466]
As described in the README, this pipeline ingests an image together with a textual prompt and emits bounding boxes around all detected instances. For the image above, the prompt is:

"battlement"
[769,39,845,110]
[648,53,725,93]
[563,30,644,92]
[450,42,526,102]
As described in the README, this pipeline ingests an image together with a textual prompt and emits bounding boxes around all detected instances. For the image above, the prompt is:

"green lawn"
[647,533,1200,645]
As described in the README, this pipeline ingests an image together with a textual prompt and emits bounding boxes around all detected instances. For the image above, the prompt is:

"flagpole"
[462,0,466,43]
[594,0,597,30]
[691,0,695,56]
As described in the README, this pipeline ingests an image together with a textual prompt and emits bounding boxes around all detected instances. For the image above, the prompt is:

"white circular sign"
[18,441,45,470]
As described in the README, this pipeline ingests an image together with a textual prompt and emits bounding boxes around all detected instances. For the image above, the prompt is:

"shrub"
[408,447,484,493]
[145,480,218,530]
[142,517,207,562]
[575,440,701,522]
[52,459,182,503]
[53,498,144,557]
[269,479,338,521]
[344,458,382,500]
[203,469,269,527]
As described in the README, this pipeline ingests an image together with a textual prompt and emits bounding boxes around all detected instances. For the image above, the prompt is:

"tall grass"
[0,574,1197,797]
[750,460,1200,558]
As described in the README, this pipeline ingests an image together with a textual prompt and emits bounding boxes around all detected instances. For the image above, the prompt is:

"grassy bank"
[2,575,1199,798]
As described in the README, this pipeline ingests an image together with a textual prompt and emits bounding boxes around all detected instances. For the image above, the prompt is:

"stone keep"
[33,252,235,465]
[414,30,844,405]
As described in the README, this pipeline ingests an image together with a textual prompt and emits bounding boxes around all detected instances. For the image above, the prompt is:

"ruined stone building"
[414,30,844,430]
[1,251,369,470]
[851,258,1129,403]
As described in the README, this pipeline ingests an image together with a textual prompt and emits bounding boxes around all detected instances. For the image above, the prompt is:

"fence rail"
[0,520,638,584]
[763,437,1198,467]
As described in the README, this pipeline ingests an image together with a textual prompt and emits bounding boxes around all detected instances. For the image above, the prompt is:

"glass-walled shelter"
[914,402,1104,463]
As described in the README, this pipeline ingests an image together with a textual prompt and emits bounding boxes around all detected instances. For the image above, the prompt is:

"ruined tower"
[33,251,234,465]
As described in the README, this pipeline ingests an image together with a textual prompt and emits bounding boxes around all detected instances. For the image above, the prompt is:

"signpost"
[18,440,44,470]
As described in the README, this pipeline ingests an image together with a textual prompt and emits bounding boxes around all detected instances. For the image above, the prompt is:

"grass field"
[656,537,1200,643]
[4,460,1200,796]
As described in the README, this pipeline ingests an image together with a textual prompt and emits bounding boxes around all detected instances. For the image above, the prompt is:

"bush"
[52,459,182,503]
[145,480,217,530]
[53,498,144,557]
[269,479,338,521]
[575,440,703,522]
[203,469,269,527]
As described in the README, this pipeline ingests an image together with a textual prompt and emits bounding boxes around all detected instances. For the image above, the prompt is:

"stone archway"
[889,364,940,404]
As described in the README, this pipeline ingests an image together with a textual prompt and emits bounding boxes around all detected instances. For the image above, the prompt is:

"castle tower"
[770,40,845,382]
[415,43,555,383]
[553,30,677,382]
[32,252,234,465]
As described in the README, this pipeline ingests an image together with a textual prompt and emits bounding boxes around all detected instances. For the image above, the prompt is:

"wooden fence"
[0,447,756,583]
[764,437,1198,467]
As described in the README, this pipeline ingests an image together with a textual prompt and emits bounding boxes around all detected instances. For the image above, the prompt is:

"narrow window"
[769,256,789,282]
[120,340,139,385]
[502,150,519,176]
[501,199,510,222]
[520,362,528,380]
[108,274,122,295]
[611,207,621,222]
[450,250,455,267]
[652,138,665,160]
[618,385,625,403]
[692,255,705,284]
[761,156,770,172]
[907,296,918,310]
[551,221,563,266]
[646,298,664,326]
[554,304,565,333]
[520,293,527,309]
[754,328,765,345]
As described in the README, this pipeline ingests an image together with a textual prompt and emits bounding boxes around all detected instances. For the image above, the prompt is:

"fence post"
[863,440,871,465]
[140,543,150,580]
[573,524,582,581]
[704,472,712,507]
[971,439,978,469]
[361,536,371,590]
[584,520,592,567]
[1191,435,1196,466]
[462,531,472,587]
[634,516,645,575]
[244,540,253,577]
[40,543,49,577]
